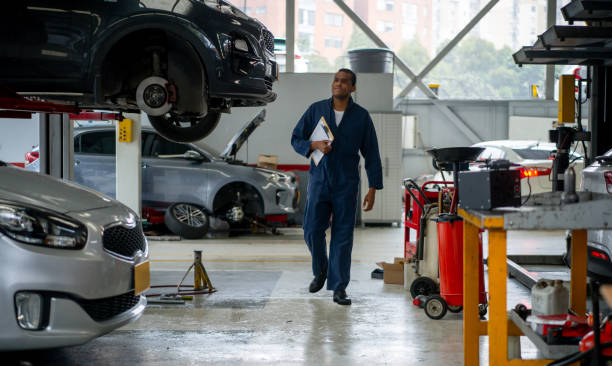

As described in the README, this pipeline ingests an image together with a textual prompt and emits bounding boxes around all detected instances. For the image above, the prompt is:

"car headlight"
[256,168,290,184]
[0,203,87,249]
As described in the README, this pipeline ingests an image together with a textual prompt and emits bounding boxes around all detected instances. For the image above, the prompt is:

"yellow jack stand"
[177,250,215,293]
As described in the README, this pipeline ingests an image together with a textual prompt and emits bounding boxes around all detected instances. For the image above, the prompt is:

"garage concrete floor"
[5,227,570,365]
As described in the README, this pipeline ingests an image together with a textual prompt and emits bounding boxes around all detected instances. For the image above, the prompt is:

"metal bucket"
[348,48,394,73]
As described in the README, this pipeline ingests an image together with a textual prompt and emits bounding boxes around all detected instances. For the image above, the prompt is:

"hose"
[145,284,215,298]
[547,342,612,366]
[404,178,430,205]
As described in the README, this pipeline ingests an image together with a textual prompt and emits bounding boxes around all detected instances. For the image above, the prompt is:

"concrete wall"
[201,72,394,165]
[397,99,578,181]
[0,115,39,164]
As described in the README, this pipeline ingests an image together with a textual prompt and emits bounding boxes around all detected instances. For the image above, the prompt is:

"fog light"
[15,292,43,330]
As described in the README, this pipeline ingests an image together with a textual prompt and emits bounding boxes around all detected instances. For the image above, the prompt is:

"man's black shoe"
[309,270,327,293]
[333,290,352,305]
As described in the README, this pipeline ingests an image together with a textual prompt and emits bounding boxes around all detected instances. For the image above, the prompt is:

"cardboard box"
[376,257,405,285]
[257,154,278,169]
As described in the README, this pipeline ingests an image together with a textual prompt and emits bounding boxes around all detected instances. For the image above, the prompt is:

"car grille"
[76,292,141,322]
[103,225,146,258]
[262,29,274,53]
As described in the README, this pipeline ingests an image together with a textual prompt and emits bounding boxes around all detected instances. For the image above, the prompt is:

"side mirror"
[184,150,204,161]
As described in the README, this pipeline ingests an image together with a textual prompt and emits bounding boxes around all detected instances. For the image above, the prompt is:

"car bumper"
[0,295,146,351]
[0,205,148,351]
[262,183,299,215]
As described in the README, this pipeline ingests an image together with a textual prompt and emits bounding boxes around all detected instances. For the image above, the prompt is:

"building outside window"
[324,12,343,27]
[298,32,314,53]
[402,23,416,40]
[324,36,343,49]
[377,0,394,11]
[376,20,394,33]
[403,3,417,23]
[299,9,315,26]
[256,6,267,14]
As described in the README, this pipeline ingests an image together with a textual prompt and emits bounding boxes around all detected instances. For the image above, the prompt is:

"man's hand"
[363,188,376,211]
[311,140,332,154]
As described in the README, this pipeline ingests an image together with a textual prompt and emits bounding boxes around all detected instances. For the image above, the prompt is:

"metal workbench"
[459,191,612,365]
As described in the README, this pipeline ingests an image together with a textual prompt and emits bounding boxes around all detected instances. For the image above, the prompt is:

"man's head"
[332,68,356,99]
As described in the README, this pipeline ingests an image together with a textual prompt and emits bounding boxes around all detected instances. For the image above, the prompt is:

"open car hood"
[220,109,266,159]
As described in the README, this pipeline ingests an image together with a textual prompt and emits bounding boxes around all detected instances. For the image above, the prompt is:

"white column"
[115,112,141,215]
[286,0,295,73]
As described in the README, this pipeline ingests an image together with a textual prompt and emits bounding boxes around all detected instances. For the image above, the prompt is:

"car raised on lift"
[0,0,278,143]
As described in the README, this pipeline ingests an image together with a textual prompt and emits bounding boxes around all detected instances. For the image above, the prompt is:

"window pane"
[401,0,549,99]
[513,148,553,160]
[151,135,190,157]
[73,135,80,153]
[80,131,115,155]
[225,0,285,41]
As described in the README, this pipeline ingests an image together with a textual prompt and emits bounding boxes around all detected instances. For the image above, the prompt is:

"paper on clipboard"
[309,116,334,166]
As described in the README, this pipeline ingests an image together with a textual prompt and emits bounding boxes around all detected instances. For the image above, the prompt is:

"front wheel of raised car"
[164,202,210,239]
[149,112,221,143]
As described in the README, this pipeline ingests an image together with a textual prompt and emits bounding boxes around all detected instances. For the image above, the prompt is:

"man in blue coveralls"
[291,69,383,305]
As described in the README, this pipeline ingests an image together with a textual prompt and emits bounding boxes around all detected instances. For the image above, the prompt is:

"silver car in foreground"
[0,162,148,350]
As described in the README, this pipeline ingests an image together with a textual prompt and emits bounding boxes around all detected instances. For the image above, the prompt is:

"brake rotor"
[136,76,174,116]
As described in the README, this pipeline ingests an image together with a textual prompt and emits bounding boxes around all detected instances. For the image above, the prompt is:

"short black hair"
[337,68,356,86]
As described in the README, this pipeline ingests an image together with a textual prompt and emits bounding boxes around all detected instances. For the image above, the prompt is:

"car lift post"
[115,112,142,215]
[38,112,73,180]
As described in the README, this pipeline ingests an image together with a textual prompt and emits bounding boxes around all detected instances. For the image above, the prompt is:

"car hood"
[220,109,266,159]
[0,165,115,214]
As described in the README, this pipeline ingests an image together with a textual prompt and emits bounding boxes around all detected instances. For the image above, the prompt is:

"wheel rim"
[173,204,208,228]
[415,283,431,296]
[426,299,444,317]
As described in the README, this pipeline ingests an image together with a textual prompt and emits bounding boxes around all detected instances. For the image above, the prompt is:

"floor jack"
[146,250,216,304]
[177,250,216,293]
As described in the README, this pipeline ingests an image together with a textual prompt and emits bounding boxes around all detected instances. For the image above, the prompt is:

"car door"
[74,130,117,198]
[141,132,209,209]
[0,1,93,90]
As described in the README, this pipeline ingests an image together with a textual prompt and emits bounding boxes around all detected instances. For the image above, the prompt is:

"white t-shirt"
[334,109,345,127]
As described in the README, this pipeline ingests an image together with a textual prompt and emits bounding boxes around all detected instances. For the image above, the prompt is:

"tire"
[164,202,210,239]
[149,112,221,143]
[424,295,448,320]
[409,276,438,299]
[448,305,463,313]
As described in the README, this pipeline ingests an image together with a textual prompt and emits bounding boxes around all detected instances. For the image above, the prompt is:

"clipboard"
[309,116,334,166]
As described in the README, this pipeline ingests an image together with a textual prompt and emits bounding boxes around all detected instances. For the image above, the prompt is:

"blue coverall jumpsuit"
[291,97,383,291]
